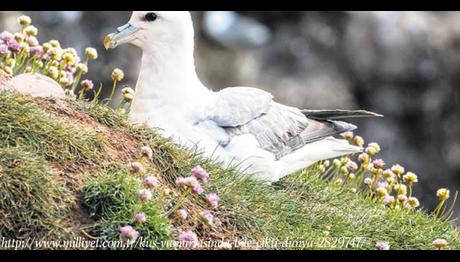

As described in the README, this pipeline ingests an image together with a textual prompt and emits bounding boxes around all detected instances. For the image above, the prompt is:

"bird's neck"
[129,47,212,125]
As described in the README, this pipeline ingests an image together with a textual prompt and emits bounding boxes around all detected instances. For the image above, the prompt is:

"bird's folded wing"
[210,87,274,127]
[209,87,356,159]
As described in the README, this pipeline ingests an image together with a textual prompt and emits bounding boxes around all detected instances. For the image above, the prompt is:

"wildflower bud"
[436,188,450,201]
[376,241,390,250]
[340,131,354,140]
[191,165,209,183]
[143,176,159,189]
[408,197,420,208]
[178,231,198,250]
[138,189,153,202]
[24,66,32,73]
[111,68,124,81]
[17,15,32,27]
[85,47,98,60]
[386,176,396,185]
[48,66,59,80]
[14,33,25,43]
[28,36,39,47]
[76,63,88,74]
[403,172,418,185]
[353,136,364,147]
[333,178,343,186]
[394,184,407,196]
[348,173,356,180]
[364,177,373,186]
[200,210,214,226]
[391,164,405,176]
[206,193,221,209]
[49,40,61,48]
[383,195,395,206]
[372,159,385,169]
[369,142,381,152]
[332,159,341,169]
[365,146,377,156]
[397,194,408,205]
[119,225,139,245]
[23,25,38,36]
[358,153,370,164]
[135,212,147,224]
[62,52,76,65]
[323,160,330,168]
[376,187,388,197]
[59,77,70,87]
[130,161,146,174]
[340,166,349,175]
[322,230,330,236]
[177,209,188,220]
[350,188,357,193]
[432,239,448,250]
[64,48,77,56]
[141,146,153,159]
[345,160,358,171]
[382,169,394,179]
[42,43,52,52]
[81,79,94,91]
[0,44,8,55]
[318,164,326,173]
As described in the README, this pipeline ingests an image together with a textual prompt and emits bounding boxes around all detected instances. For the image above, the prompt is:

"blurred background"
[1,11,459,219]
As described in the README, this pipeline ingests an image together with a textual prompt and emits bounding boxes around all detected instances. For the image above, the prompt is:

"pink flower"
[200,210,214,226]
[345,160,358,171]
[205,193,220,209]
[30,45,43,56]
[0,44,8,55]
[191,165,209,183]
[192,184,204,195]
[143,176,159,189]
[0,31,13,42]
[135,212,147,224]
[178,230,198,249]
[372,159,385,169]
[177,209,188,220]
[138,189,153,202]
[376,241,390,250]
[119,225,139,244]
[7,39,21,53]
[176,176,203,195]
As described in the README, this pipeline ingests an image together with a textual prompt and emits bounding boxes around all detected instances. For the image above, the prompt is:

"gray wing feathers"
[225,103,357,160]
[210,87,361,160]
[211,87,273,127]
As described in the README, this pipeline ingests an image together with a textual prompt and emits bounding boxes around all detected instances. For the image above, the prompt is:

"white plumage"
[105,11,381,183]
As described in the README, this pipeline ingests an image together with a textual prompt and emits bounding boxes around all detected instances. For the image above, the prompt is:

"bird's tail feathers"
[302,109,383,121]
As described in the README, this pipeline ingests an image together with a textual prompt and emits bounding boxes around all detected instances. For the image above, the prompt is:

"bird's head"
[104,11,194,53]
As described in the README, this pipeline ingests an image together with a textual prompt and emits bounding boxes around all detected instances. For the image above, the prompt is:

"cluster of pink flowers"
[173,165,223,249]
[0,15,99,92]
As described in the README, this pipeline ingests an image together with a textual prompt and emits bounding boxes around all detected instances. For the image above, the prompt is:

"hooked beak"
[104,23,139,49]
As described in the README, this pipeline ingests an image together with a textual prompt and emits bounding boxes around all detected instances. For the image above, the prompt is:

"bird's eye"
[144,12,158,22]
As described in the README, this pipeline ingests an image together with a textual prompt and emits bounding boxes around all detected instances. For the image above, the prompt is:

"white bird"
[104,11,381,183]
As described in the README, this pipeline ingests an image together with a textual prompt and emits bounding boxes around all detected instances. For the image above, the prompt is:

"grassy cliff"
[0,91,459,250]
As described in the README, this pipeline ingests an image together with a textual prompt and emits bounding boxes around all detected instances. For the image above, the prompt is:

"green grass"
[81,166,172,250]
[0,91,459,250]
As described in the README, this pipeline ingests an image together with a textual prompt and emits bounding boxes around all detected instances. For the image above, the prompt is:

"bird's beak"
[104,23,139,50]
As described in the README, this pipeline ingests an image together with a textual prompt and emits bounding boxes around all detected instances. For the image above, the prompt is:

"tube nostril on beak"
[117,24,131,33]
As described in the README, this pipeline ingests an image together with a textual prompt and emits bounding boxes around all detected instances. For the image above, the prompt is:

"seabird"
[104,11,382,183]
